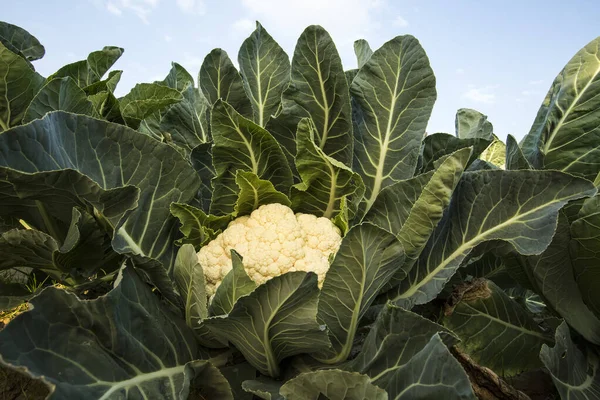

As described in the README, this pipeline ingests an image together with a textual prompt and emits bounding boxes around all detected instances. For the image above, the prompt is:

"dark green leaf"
[235,170,291,216]
[23,77,94,122]
[280,370,388,400]
[0,21,45,61]
[173,244,208,335]
[120,83,183,128]
[316,223,405,363]
[0,42,45,130]
[421,132,491,173]
[201,272,329,377]
[505,134,531,170]
[210,100,292,215]
[199,48,252,118]
[191,142,215,212]
[170,202,230,249]
[354,39,373,68]
[392,170,596,309]
[209,250,257,316]
[455,108,493,140]
[238,21,290,127]
[49,46,124,88]
[352,35,436,214]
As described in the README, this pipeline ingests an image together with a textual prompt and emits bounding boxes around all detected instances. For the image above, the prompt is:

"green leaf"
[161,62,195,92]
[199,48,252,118]
[49,46,124,88]
[291,118,363,219]
[479,135,506,168]
[505,134,531,170]
[0,281,32,312]
[570,196,600,318]
[352,35,436,214]
[119,83,183,128]
[272,25,353,166]
[83,69,122,95]
[366,147,471,271]
[0,112,201,271]
[316,223,405,363]
[443,279,552,376]
[279,370,388,400]
[520,36,600,181]
[242,378,284,400]
[0,42,45,131]
[354,39,373,68]
[201,272,330,377]
[23,77,94,122]
[235,170,291,216]
[0,21,44,61]
[238,21,290,127]
[0,229,58,271]
[160,85,211,151]
[88,90,125,124]
[391,170,596,309]
[0,265,225,399]
[209,250,257,316]
[219,362,257,400]
[210,100,293,215]
[451,253,517,289]
[520,212,600,344]
[191,142,215,212]
[455,108,494,140]
[421,132,491,173]
[170,202,230,249]
[346,303,458,388]
[383,333,476,399]
[540,321,600,400]
[173,244,208,335]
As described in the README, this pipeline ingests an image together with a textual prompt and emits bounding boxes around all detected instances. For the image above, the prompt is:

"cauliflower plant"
[197,203,343,296]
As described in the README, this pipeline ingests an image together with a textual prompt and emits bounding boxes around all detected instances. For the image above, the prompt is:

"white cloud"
[463,85,497,104]
[393,15,409,28]
[456,68,464,74]
[528,79,544,85]
[176,0,206,15]
[106,2,122,15]
[164,34,173,42]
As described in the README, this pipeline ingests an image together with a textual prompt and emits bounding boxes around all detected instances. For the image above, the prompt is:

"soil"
[0,306,49,400]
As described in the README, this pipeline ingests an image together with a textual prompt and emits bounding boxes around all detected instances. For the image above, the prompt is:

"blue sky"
[4,0,600,140]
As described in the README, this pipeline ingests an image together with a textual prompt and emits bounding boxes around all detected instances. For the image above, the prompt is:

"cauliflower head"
[197,203,342,296]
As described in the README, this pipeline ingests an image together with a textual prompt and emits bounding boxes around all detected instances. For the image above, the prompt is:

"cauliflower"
[197,203,342,296]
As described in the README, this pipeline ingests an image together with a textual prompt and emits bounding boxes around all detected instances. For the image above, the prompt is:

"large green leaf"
[420,133,491,173]
[455,108,493,140]
[89,90,125,124]
[161,61,195,92]
[199,48,252,118]
[391,170,596,309]
[0,265,232,399]
[366,147,471,271]
[23,76,93,122]
[479,135,506,168]
[272,25,353,166]
[291,118,363,218]
[0,42,45,131]
[0,112,201,270]
[520,36,600,181]
[170,203,229,249]
[119,83,183,128]
[160,85,210,151]
[316,223,405,363]
[443,279,552,376]
[83,70,122,95]
[571,195,600,318]
[191,142,215,212]
[238,22,290,127]
[540,321,600,400]
[0,21,45,61]
[201,272,330,377]
[279,370,388,400]
[505,134,531,170]
[520,212,600,344]
[209,250,257,316]
[346,303,458,387]
[210,100,293,215]
[173,244,208,335]
[235,170,291,216]
[49,46,124,88]
[352,35,436,214]
[384,334,476,399]
[354,39,373,69]
[0,281,32,312]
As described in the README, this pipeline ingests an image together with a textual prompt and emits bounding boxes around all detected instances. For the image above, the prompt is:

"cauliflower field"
[0,19,599,400]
